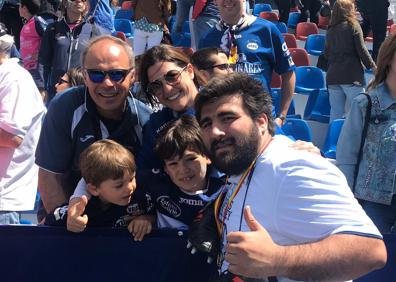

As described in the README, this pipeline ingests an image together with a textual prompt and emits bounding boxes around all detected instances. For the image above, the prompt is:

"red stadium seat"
[289,48,310,66]
[296,22,319,41]
[282,33,297,48]
[259,11,279,22]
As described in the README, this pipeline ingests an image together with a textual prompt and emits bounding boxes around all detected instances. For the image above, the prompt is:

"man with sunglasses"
[35,35,151,221]
[199,0,296,127]
[191,47,233,86]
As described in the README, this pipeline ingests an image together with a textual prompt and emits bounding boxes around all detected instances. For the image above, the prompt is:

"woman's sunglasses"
[85,68,132,83]
[146,66,187,96]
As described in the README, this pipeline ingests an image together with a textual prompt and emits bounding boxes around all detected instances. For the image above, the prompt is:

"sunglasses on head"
[146,66,187,96]
[85,68,132,83]
[204,63,234,71]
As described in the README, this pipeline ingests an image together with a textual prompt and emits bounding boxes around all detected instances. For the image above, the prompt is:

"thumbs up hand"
[225,206,284,279]
[67,195,89,233]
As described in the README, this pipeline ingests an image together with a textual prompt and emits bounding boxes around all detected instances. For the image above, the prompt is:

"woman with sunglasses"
[39,0,108,103]
[55,67,85,94]
[137,44,202,169]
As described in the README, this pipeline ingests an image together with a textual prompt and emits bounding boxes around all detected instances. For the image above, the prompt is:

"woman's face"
[55,74,71,94]
[66,0,88,15]
[147,61,198,112]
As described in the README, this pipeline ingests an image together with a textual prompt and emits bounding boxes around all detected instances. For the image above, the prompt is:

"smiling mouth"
[214,138,234,152]
[167,91,182,101]
[98,92,118,98]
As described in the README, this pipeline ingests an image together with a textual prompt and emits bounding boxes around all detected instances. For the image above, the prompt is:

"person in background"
[0,0,23,49]
[324,0,376,122]
[131,0,171,57]
[190,47,233,85]
[55,67,85,94]
[337,33,396,234]
[298,0,322,25]
[172,0,194,33]
[19,0,47,97]
[199,0,296,128]
[356,0,390,61]
[39,0,107,103]
[195,72,387,281]
[0,26,46,224]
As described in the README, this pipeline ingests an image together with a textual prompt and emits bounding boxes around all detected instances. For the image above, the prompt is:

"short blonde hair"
[79,140,136,186]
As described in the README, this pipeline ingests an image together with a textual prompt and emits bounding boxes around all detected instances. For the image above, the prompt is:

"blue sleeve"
[35,92,75,173]
[270,23,295,75]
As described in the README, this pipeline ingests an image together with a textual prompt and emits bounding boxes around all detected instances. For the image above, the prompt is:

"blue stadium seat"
[281,118,313,142]
[275,22,288,33]
[287,12,301,29]
[295,66,326,95]
[115,9,134,20]
[253,3,272,16]
[305,34,326,56]
[271,88,301,119]
[322,119,344,159]
[303,89,330,123]
[114,19,134,38]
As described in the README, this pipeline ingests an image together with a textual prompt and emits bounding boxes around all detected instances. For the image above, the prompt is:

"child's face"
[164,149,211,193]
[91,171,136,206]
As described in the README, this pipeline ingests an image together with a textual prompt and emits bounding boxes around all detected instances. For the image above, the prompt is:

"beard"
[209,125,261,176]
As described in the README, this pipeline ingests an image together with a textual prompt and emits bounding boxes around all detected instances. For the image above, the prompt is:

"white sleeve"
[70,178,92,200]
[274,158,382,242]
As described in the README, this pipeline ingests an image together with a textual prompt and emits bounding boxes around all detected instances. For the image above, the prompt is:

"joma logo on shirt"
[179,198,204,206]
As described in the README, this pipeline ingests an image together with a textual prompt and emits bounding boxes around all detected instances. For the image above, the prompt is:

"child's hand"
[67,195,89,232]
[127,215,155,241]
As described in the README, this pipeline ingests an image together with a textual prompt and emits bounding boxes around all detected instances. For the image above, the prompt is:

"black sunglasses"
[57,77,69,85]
[146,66,187,95]
[204,63,234,71]
[85,68,132,83]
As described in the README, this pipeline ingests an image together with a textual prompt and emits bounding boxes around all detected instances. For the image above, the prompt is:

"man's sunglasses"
[57,78,69,85]
[85,69,132,83]
[204,63,234,71]
[146,66,187,95]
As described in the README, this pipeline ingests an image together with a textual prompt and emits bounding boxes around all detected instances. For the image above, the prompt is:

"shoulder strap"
[352,93,371,192]
[34,15,48,37]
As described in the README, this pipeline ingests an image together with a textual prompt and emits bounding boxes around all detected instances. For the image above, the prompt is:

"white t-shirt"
[218,135,381,282]
[0,58,46,211]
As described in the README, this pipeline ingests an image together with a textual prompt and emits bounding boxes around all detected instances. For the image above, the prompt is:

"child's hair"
[20,0,41,15]
[79,139,136,187]
[66,67,85,87]
[154,115,207,161]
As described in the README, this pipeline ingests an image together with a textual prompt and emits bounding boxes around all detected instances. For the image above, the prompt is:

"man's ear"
[128,68,136,86]
[87,183,100,197]
[256,113,269,134]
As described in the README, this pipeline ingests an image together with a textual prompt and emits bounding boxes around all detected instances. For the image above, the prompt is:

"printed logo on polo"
[246,41,259,50]
[179,197,204,206]
[157,196,181,217]
[79,135,94,142]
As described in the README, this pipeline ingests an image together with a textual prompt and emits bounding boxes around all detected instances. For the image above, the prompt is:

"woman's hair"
[329,0,358,27]
[66,67,85,87]
[139,44,200,107]
[368,33,396,90]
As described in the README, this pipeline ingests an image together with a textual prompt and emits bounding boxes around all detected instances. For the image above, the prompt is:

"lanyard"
[214,138,273,237]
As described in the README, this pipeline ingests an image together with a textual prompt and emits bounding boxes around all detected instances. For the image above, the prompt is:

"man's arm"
[226,207,387,281]
[276,70,295,126]
[0,128,23,148]
[38,169,68,214]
